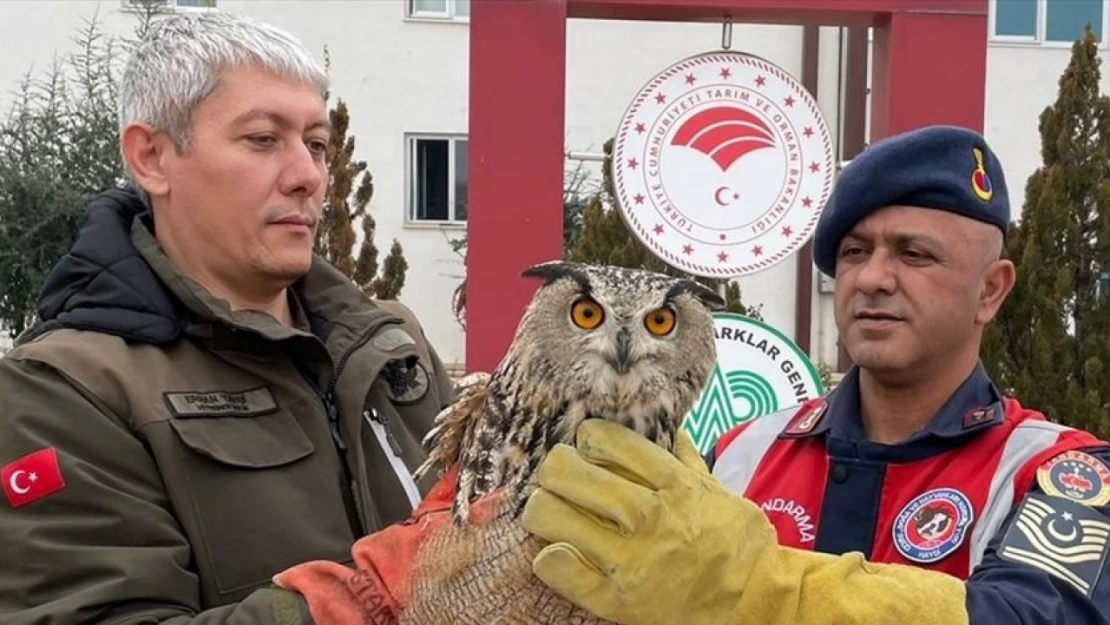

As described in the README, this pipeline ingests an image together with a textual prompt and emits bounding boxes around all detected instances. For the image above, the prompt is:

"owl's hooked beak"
[611,327,633,374]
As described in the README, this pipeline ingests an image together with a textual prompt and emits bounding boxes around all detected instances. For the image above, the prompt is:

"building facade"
[0,0,1104,372]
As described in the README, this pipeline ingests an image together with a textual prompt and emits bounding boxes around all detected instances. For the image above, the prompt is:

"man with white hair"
[0,12,454,624]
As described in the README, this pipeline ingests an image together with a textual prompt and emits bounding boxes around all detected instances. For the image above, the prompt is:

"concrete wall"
[0,0,1103,371]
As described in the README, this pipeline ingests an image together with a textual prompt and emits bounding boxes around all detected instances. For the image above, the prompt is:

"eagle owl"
[417,260,724,524]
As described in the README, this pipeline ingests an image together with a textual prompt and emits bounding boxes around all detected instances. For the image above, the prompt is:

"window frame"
[988,0,1108,48]
[404,133,469,228]
[405,0,469,23]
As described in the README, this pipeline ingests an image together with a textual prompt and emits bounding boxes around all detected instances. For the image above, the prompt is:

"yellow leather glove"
[521,419,970,625]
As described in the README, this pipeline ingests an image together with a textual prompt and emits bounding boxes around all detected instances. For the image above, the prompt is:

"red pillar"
[871,10,988,137]
[466,0,568,373]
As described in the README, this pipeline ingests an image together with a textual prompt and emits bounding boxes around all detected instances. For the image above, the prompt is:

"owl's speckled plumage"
[416,260,724,525]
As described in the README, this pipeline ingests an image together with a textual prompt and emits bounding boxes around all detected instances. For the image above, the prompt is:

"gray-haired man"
[0,12,454,624]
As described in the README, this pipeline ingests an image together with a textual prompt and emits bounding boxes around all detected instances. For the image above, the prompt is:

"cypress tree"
[315,50,407,299]
[982,25,1110,437]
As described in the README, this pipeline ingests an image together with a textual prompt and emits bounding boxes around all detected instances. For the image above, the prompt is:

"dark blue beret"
[813,125,1010,277]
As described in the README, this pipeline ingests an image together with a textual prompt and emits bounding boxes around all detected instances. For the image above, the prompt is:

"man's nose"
[854,250,897,294]
[279,142,325,197]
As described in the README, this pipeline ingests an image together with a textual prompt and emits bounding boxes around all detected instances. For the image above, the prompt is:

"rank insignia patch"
[782,400,827,437]
[1036,450,1110,507]
[999,492,1110,597]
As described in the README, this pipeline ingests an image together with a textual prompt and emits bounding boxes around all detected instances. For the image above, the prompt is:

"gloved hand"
[521,419,970,625]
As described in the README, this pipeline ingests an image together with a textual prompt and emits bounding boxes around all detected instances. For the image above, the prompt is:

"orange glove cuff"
[273,466,464,625]
[274,559,400,625]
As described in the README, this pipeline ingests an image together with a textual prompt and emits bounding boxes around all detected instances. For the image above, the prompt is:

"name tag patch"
[998,492,1110,597]
[164,387,279,418]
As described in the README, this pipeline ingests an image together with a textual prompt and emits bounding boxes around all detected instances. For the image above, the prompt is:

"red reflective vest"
[707,365,1107,580]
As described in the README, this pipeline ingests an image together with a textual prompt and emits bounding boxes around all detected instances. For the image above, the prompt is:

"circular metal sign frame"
[611,50,835,278]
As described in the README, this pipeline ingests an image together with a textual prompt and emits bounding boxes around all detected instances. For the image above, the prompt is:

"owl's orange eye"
[570,298,605,330]
[644,306,676,336]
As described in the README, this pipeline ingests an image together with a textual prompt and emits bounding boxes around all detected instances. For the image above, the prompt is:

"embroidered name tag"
[998,492,1110,597]
[163,387,279,418]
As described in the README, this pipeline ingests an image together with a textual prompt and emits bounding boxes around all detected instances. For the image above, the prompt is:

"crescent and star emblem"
[714,186,740,207]
[1047,512,1079,543]
[8,470,35,495]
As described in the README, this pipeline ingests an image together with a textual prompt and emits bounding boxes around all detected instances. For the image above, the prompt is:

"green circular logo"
[683,313,824,455]
[726,370,779,418]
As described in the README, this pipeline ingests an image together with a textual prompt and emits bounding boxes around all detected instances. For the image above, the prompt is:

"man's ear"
[120,122,173,197]
[976,258,1016,326]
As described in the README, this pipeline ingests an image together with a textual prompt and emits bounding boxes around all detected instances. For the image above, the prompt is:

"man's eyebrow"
[841,230,945,248]
[231,108,331,132]
[893,232,945,248]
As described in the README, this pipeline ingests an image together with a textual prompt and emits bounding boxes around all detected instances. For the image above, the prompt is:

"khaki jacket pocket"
[162,408,353,604]
[169,411,314,468]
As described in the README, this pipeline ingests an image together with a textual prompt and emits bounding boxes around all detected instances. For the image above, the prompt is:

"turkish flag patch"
[2,448,66,508]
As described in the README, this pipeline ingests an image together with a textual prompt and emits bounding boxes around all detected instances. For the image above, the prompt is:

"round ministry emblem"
[611,51,835,279]
[682,312,824,455]
[892,488,975,564]
[1036,450,1110,507]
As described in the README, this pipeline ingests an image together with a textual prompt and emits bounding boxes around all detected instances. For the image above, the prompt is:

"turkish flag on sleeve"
[2,447,66,508]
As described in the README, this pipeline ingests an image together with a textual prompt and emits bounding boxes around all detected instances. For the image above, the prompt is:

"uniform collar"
[781,361,1004,443]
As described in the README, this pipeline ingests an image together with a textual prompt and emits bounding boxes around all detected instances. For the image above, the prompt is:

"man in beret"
[520,125,1110,624]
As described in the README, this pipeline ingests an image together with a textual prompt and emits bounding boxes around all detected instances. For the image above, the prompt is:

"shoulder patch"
[892,487,974,564]
[1036,450,1110,507]
[382,358,430,405]
[2,447,66,508]
[998,492,1110,597]
[781,400,827,437]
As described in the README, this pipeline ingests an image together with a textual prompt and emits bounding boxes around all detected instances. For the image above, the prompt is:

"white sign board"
[611,50,835,278]
[683,312,825,455]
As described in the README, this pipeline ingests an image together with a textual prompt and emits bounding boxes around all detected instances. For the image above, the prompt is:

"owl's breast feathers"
[416,366,590,524]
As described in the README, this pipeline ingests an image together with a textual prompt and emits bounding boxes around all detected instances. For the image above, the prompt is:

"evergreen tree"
[0,6,166,338]
[312,48,406,300]
[314,95,407,299]
[567,138,763,320]
[982,25,1110,438]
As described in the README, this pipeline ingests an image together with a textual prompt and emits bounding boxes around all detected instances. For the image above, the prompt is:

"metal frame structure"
[464,0,989,373]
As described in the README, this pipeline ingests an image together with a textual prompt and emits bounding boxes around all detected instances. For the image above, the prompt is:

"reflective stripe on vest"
[966,419,1071,573]
[713,406,800,497]
[712,408,1073,576]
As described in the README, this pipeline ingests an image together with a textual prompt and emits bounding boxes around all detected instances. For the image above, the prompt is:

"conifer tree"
[982,25,1110,437]
[567,138,763,320]
[315,51,407,299]
[0,6,166,338]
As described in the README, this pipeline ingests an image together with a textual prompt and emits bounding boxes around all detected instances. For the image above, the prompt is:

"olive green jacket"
[0,188,455,624]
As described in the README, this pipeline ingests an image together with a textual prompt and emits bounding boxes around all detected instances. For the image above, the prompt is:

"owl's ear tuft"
[667,280,726,312]
[521,261,589,287]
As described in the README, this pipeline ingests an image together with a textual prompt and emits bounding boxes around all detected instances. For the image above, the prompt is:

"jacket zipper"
[365,407,422,509]
[294,361,363,536]
[320,316,404,531]
[292,315,401,537]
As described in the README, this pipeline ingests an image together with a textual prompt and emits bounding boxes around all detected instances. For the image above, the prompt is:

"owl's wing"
[414,371,492,481]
